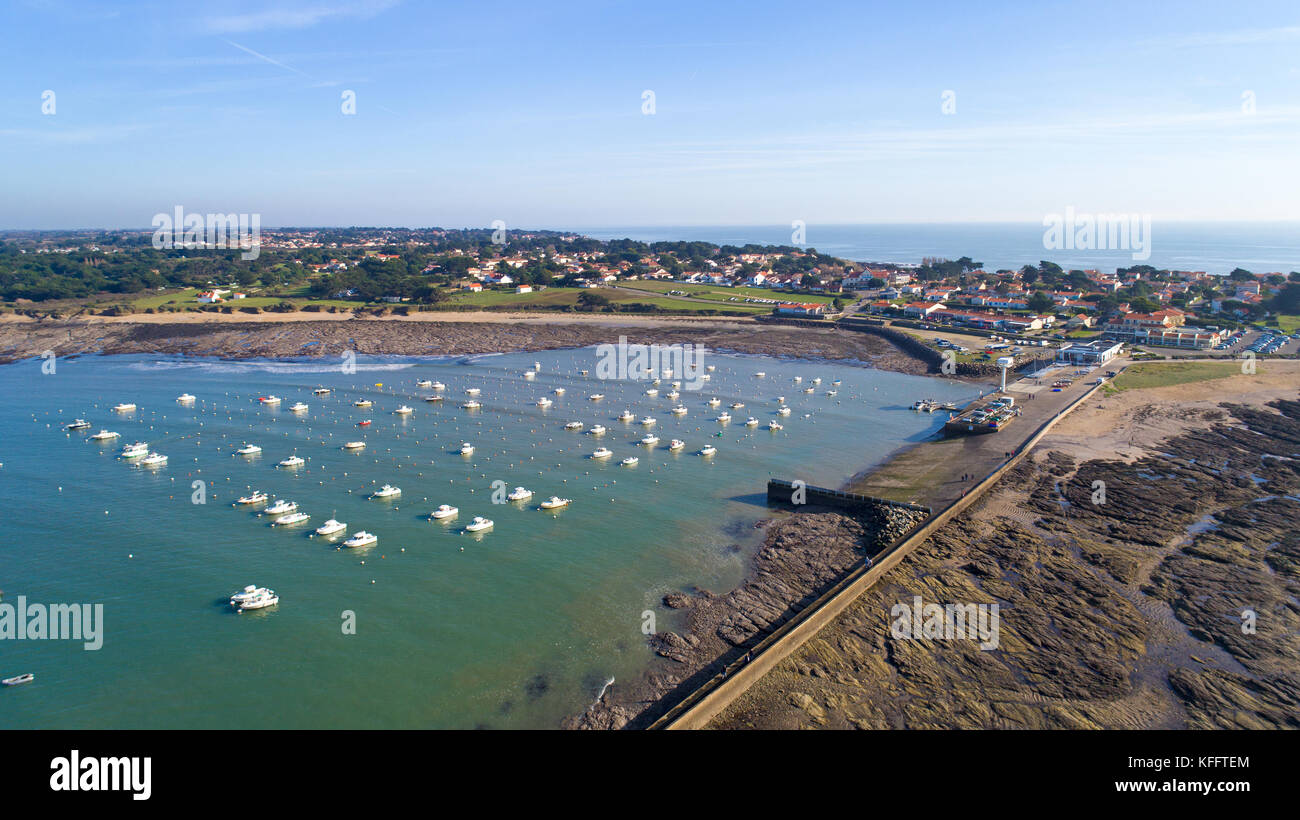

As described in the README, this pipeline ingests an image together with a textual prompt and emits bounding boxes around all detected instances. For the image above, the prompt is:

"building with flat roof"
[1057,339,1124,366]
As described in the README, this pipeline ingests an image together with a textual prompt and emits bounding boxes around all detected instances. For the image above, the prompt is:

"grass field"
[441,286,770,313]
[613,280,840,306]
[1109,361,1246,391]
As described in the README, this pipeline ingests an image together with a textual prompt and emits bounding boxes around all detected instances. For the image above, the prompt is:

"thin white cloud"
[203,1,400,34]
[221,39,314,78]
[1143,25,1300,48]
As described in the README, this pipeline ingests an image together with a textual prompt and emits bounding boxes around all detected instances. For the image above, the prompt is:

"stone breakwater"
[710,398,1300,729]
[564,502,929,730]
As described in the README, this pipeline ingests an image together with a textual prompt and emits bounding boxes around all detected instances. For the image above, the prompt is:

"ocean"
[575,222,1300,276]
[0,348,973,728]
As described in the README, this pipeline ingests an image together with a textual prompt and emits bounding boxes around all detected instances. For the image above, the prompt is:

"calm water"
[0,349,972,728]
[577,222,1300,275]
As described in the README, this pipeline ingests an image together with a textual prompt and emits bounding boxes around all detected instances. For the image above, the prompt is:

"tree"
[1026,291,1055,314]
[577,291,610,310]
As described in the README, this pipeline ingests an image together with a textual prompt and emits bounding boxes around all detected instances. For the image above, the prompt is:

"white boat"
[706,365,716,372]
[258,396,281,406]
[313,388,331,395]
[668,439,685,451]
[755,372,766,378]
[803,387,815,394]
[424,395,444,402]
[430,382,446,390]
[343,531,378,548]
[230,585,271,605]
[465,517,493,533]
[90,429,120,441]
[812,377,822,385]
[353,399,372,408]
[140,452,168,467]
[707,398,721,406]
[617,410,635,422]
[539,496,571,510]
[395,405,413,415]
[278,455,305,468]
[777,407,792,416]
[316,518,347,536]
[236,491,268,505]
[533,362,541,370]
[507,486,533,502]
[177,393,196,404]
[65,419,92,430]
[565,421,584,430]
[645,388,658,396]
[430,504,458,520]
[716,412,731,423]
[639,416,657,426]
[112,403,136,412]
[462,400,482,410]
[343,441,366,450]
[465,387,481,395]
[272,511,311,527]
[731,402,745,409]
[523,370,536,379]
[793,376,802,383]
[621,456,639,466]
[588,394,604,401]
[700,374,711,381]
[663,369,674,378]
[826,390,838,396]
[416,379,433,388]
[553,388,565,395]
[459,443,475,456]
[744,417,759,427]
[1,673,34,687]
[640,435,659,446]
[698,445,717,456]
[536,397,553,408]
[591,447,613,459]
[289,402,309,412]
[371,484,401,499]
[666,390,680,400]
[671,405,688,415]
[768,421,784,430]
[776,396,786,403]
[121,441,149,458]
[265,499,298,515]
[587,424,607,436]
[236,444,262,455]
[237,590,279,611]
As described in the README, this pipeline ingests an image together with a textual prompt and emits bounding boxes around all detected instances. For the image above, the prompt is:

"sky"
[2,0,1299,230]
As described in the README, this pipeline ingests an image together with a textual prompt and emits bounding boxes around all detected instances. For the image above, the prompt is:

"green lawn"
[441,286,770,313]
[1110,361,1247,391]
[1271,313,1300,334]
[614,280,840,306]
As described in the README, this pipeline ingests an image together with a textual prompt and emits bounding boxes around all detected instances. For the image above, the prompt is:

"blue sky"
[2,0,1299,229]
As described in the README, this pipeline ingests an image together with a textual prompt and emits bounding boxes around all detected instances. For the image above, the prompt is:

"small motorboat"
[177,393,196,404]
[290,402,309,412]
[278,455,305,468]
[430,505,458,520]
[553,388,565,395]
[140,452,168,467]
[540,497,571,510]
[591,447,613,459]
[588,394,604,401]
[258,396,281,406]
[272,511,311,527]
[112,403,137,412]
[353,399,373,408]
[698,445,717,456]
[671,406,688,415]
[3,673,35,686]
[230,585,270,605]
[236,591,279,611]
[640,435,659,446]
[90,429,120,441]
[768,421,784,431]
[343,531,378,548]
[236,490,268,505]
[565,421,584,430]
[357,420,372,427]
[66,419,92,430]
[668,439,685,451]
[536,397,553,408]
[316,519,347,536]
[236,444,262,455]
[430,382,446,391]
[755,372,766,378]
[395,405,413,415]
[645,388,658,396]
[507,487,533,502]
[313,388,331,395]
[465,388,481,395]
[777,407,792,416]
[265,499,298,516]
[424,395,444,402]
[465,517,493,533]
[459,443,475,456]
[707,398,721,406]
[617,410,634,422]
[621,456,639,466]
[371,484,401,499]
[587,425,607,436]
[121,441,149,459]
[716,413,731,423]
[639,416,657,426]
[462,400,482,410]
[744,417,759,427]
[343,441,366,450]
[731,402,745,409]
[416,379,433,388]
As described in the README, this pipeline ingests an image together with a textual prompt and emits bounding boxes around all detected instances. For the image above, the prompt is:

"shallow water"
[0,348,973,728]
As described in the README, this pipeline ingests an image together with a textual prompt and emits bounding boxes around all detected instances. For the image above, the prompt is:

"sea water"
[0,348,973,728]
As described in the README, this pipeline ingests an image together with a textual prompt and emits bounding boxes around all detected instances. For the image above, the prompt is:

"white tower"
[996,356,1016,392]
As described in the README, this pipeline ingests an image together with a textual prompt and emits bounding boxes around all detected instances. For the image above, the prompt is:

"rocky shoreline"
[564,504,928,729]
[0,317,935,376]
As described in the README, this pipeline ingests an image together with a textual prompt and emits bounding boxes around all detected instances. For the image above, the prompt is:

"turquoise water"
[0,349,972,728]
